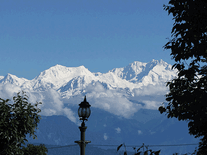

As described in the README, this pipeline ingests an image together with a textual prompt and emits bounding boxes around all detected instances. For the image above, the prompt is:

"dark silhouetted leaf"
[117,144,123,152]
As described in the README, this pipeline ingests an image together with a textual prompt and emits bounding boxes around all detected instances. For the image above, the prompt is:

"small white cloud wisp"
[115,127,121,133]
[104,133,108,140]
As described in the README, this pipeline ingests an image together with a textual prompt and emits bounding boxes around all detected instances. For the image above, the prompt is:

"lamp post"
[75,96,91,155]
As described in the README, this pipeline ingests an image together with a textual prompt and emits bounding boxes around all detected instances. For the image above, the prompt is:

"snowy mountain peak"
[109,62,145,82]
[36,64,91,80]
[47,64,86,71]
[130,60,147,66]
[149,59,169,67]
[0,73,28,86]
[109,59,175,84]
[31,64,94,90]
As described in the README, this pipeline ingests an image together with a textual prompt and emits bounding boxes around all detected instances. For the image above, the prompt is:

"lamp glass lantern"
[78,96,91,121]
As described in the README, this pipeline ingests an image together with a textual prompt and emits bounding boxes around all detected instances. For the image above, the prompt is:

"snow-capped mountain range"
[0,59,177,122]
[0,59,176,95]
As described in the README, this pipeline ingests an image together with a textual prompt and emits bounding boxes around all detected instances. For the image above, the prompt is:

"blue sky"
[0,0,174,80]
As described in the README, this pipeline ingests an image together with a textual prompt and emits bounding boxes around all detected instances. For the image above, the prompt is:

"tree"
[0,91,48,155]
[22,144,48,155]
[158,0,207,154]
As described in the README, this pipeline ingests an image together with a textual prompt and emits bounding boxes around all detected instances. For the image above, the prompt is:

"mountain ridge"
[0,59,177,91]
[0,59,177,121]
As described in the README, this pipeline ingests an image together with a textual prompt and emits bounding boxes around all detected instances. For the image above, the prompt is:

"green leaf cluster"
[0,91,48,155]
[22,144,48,155]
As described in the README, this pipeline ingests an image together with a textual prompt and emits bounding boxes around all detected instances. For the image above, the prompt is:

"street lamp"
[75,96,91,155]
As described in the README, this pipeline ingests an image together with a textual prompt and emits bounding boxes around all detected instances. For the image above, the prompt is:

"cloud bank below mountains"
[84,82,169,118]
[85,82,141,118]
[0,81,169,124]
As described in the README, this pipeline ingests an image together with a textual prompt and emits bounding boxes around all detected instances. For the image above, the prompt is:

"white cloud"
[138,130,142,135]
[141,100,161,110]
[41,89,63,112]
[42,108,57,116]
[86,81,105,93]
[38,89,78,124]
[133,84,168,96]
[0,83,78,124]
[63,108,77,124]
[85,82,142,118]
[83,81,170,117]
[131,83,168,110]
[115,127,121,133]
[0,83,21,100]
[104,133,108,140]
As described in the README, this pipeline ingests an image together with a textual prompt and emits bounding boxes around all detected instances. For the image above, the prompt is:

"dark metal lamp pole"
[75,96,91,155]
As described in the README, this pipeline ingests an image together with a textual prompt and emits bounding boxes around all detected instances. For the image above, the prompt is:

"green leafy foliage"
[158,0,207,154]
[0,91,47,155]
[22,144,48,155]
